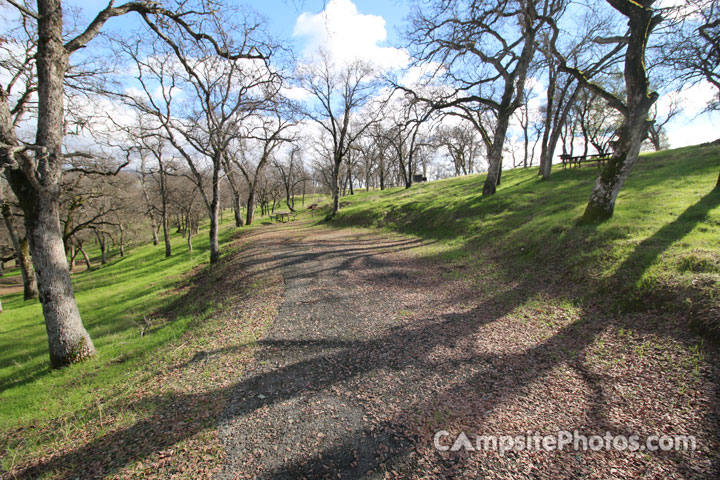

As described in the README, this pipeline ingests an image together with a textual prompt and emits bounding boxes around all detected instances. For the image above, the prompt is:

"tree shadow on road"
[14,193,720,478]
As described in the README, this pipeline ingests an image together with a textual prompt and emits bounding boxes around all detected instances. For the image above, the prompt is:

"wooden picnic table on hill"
[559,152,613,169]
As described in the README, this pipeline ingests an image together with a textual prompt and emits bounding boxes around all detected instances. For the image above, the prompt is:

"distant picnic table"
[560,152,613,169]
[270,211,296,223]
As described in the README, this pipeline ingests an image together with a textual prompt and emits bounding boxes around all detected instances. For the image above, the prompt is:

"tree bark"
[328,156,342,218]
[95,230,108,264]
[187,218,193,253]
[77,243,91,271]
[1,0,95,367]
[482,11,535,195]
[483,111,512,195]
[209,168,220,263]
[160,172,171,257]
[233,194,244,226]
[8,170,95,367]
[581,2,660,222]
[119,224,125,257]
[150,215,159,245]
[246,187,257,225]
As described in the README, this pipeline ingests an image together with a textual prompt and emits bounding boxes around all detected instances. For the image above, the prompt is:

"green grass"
[331,144,720,327]
[0,213,239,436]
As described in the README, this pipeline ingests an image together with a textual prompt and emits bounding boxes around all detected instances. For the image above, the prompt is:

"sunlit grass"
[333,144,720,311]
[0,214,238,431]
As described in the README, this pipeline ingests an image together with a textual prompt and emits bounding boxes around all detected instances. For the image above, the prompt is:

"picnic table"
[559,152,612,169]
[272,211,296,223]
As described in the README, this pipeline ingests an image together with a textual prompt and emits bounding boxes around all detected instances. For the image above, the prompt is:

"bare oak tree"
[298,53,380,218]
[550,0,663,221]
[0,0,266,367]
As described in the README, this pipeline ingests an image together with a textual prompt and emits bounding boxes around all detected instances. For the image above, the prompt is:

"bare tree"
[273,145,306,211]
[119,17,277,262]
[406,0,562,195]
[549,0,664,221]
[0,0,268,367]
[382,93,434,188]
[298,53,380,218]
[231,108,294,225]
[435,121,483,176]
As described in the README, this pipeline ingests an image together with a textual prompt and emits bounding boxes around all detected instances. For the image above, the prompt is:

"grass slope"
[332,144,720,333]
[0,210,285,476]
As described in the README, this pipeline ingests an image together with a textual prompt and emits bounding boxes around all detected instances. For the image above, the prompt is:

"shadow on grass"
[13,192,720,478]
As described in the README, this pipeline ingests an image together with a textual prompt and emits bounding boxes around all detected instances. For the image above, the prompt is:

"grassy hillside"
[0,210,289,476]
[332,144,720,334]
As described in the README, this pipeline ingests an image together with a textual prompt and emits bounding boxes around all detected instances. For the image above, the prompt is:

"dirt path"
[219,223,436,478]
[218,221,720,479]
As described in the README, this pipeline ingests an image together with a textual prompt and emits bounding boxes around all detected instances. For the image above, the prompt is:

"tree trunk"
[8,172,95,367]
[581,3,659,222]
[539,64,557,179]
[119,224,125,257]
[68,244,75,269]
[1,0,95,367]
[2,202,38,300]
[209,169,220,264]
[582,112,652,222]
[187,219,193,253]
[246,185,257,225]
[96,231,107,264]
[161,184,171,257]
[150,214,159,245]
[233,194,244,226]
[78,243,91,271]
[328,157,342,218]
[483,111,512,195]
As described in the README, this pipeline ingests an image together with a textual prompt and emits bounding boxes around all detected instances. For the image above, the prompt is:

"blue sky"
[26,0,720,149]
[65,0,409,60]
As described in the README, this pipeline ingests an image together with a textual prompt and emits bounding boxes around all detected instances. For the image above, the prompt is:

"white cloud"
[280,85,311,101]
[661,82,719,148]
[293,0,408,71]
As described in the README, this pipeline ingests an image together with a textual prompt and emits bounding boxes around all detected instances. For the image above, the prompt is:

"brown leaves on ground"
[6,221,720,479]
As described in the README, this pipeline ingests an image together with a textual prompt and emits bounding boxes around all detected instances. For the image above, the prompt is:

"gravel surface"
[218,221,720,479]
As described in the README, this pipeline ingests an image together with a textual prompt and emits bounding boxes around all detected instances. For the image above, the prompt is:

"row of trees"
[0,0,718,368]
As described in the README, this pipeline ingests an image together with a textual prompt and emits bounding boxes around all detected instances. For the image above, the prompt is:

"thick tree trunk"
[0,0,95,367]
[582,112,652,222]
[581,2,659,222]
[483,111,512,195]
[9,175,95,367]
